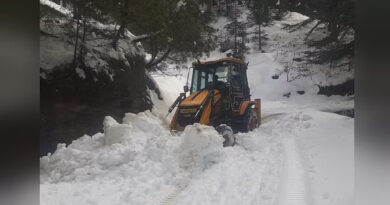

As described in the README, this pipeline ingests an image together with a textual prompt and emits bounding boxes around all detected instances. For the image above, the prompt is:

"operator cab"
[191,58,251,110]
[190,63,228,92]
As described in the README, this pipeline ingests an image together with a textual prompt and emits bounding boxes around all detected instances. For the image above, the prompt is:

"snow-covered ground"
[40,102,353,205]
[40,5,354,205]
[40,60,353,205]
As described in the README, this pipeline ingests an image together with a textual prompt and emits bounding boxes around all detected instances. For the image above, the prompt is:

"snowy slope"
[40,6,354,205]
[257,11,354,90]
[40,0,142,76]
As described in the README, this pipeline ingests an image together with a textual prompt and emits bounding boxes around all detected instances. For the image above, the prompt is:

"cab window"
[191,64,229,92]
[231,66,243,92]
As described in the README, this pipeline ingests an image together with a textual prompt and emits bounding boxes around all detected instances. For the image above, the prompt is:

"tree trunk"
[112,0,130,50]
[305,21,322,40]
[328,22,340,41]
[148,43,157,66]
[112,21,126,50]
[73,17,80,65]
[145,47,171,69]
[264,0,269,22]
[226,0,229,16]
[78,17,87,63]
[258,23,261,50]
[247,0,252,8]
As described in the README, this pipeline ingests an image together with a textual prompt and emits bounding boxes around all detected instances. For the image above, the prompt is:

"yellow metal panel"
[239,101,254,115]
[180,108,197,114]
[180,90,220,107]
[172,89,221,129]
[254,99,261,125]
[169,109,179,130]
[199,99,212,125]
[238,99,261,124]
[180,90,208,106]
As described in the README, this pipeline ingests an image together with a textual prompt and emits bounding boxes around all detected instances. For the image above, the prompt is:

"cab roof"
[192,57,246,66]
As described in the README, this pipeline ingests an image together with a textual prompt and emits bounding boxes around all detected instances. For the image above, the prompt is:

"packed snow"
[40,3,353,205]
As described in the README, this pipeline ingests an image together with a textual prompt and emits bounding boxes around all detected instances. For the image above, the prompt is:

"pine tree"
[91,0,215,67]
[249,0,269,50]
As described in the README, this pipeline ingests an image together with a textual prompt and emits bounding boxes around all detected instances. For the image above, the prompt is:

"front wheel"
[237,108,259,133]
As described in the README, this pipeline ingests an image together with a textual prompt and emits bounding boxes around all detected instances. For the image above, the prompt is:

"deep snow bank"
[40,110,228,205]
[39,108,280,205]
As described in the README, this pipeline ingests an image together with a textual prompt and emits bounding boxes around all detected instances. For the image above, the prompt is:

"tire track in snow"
[279,137,309,205]
[158,183,189,205]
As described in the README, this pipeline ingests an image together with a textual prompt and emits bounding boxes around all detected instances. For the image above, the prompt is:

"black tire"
[216,124,235,147]
[237,108,259,133]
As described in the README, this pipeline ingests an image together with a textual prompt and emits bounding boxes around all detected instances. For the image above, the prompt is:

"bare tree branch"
[131,30,162,43]
[305,21,323,40]
[146,46,171,69]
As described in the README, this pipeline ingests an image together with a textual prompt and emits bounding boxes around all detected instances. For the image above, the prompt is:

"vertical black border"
[0,0,39,205]
[356,0,390,204]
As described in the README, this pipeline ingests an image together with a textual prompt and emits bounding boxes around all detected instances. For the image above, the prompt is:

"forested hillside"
[40,0,215,154]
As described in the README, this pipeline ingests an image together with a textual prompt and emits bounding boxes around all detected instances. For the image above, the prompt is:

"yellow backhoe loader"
[167,58,261,146]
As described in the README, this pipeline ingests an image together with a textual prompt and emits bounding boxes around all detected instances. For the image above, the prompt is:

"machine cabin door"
[229,64,250,112]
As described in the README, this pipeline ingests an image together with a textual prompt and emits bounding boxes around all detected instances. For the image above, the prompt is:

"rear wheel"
[216,124,235,147]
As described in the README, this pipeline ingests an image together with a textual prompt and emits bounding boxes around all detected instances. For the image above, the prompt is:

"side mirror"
[183,85,189,92]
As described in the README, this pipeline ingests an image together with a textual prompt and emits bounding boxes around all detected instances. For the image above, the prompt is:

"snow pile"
[41,111,168,182]
[40,111,227,205]
[179,124,224,171]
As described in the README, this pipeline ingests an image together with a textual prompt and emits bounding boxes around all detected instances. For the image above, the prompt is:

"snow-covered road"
[40,103,353,205]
